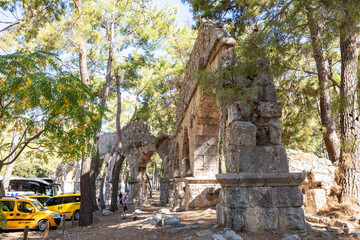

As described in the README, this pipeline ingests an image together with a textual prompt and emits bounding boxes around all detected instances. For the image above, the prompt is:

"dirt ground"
[1,191,360,240]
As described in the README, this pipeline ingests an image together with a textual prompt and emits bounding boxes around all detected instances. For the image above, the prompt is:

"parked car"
[23,194,51,205]
[45,193,80,220]
[0,196,62,231]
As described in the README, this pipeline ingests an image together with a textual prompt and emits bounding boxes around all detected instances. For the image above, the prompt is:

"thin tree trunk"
[90,10,115,212]
[99,154,110,210]
[0,129,19,195]
[147,174,152,198]
[110,73,124,212]
[305,2,340,163]
[153,158,157,190]
[125,160,128,192]
[105,153,115,205]
[338,1,360,200]
[79,45,93,224]
[75,0,92,224]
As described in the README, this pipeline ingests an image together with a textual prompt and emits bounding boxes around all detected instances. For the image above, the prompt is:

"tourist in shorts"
[121,190,129,219]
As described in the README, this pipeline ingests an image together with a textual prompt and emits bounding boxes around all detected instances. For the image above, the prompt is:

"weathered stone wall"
[203,27,307,233]
[168,20,238,211]
[288,149,336,214]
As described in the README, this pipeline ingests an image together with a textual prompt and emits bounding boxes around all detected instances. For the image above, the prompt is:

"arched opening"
[145,153,162,199]
[183,129,191,177]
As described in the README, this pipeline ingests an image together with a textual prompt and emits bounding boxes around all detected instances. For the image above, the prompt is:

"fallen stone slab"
[101,209,111,216]
[196,229,213,238]
[344,224,355,235]
[334,220,354,234]
[162,225,174,232]
[159,208,171,215]
[281,234,301,240]
[184,236,193,240]
[162,215,180,227]
[154,213,163,220]
[142,218,159,228]
[196,208,215,216]
[304,213,330,224]
[223,229,243,240]
[212,234,227,240]
[166,225,199,234]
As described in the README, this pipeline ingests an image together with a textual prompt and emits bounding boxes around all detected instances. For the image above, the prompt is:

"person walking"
[121,190,129,219]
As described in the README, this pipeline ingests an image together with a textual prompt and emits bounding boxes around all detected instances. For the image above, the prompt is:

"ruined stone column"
[216,58,306,234]
[130,166,149,205]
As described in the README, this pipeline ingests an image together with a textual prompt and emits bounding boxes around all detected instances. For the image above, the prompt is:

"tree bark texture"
[90,16,115,212]
[110,73,124,212]
[305,2,340,163]
[338,1,360,200]
[76,0,92,224]
[99,154,110,210]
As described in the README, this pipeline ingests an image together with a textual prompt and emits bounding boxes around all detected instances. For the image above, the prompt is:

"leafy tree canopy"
[0,50,101,168]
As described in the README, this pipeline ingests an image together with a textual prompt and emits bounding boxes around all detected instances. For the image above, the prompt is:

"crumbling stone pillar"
[130,166,149,205]
[216,59,306,234]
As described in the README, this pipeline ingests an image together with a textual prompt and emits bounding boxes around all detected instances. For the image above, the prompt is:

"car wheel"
[74,210,80,220]
[37,219,49,231]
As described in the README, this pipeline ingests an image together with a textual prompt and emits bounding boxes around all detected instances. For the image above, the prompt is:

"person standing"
[121,190,129,219]
[118,192,123,207]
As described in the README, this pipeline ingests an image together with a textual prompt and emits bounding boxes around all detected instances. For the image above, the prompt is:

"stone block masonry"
[97,19,307,235]
[216,173,305,233]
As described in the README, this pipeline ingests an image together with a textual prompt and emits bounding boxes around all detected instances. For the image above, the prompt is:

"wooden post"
[23,225,29,240]
[62,214,66,237]
[72,213,75,227]
[43,221,50,240]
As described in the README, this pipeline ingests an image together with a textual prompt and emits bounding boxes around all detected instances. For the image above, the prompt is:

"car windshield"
[32,200,46,210]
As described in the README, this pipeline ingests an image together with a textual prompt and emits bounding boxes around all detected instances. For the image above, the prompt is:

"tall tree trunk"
[79,40,93,225]
[110,73,124,212]
[305,2,340,163]
[99,154,110,210]
[338,1,360,200]
[125,160,129,192]
[0,129,19,195]
[75,0,92,224]
[90,13,115,212]
[153,158,157,190]
[105,153,115,205]
[147,174,152,198]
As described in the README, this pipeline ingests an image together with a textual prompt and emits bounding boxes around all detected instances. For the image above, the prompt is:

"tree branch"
[0,20,21,33]
[1,129,44,166]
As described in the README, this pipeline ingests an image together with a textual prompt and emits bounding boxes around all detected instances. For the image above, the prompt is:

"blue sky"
[154,0,194,28]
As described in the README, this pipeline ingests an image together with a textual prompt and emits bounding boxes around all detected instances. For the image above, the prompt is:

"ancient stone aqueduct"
[57,20,306,234]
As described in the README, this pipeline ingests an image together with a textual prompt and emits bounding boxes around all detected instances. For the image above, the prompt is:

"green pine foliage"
[183,0,355,156]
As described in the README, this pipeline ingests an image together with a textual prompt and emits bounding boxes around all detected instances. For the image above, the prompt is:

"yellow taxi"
[0,196,62,231]
[45,193,80,220]
[23,194,51,205]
